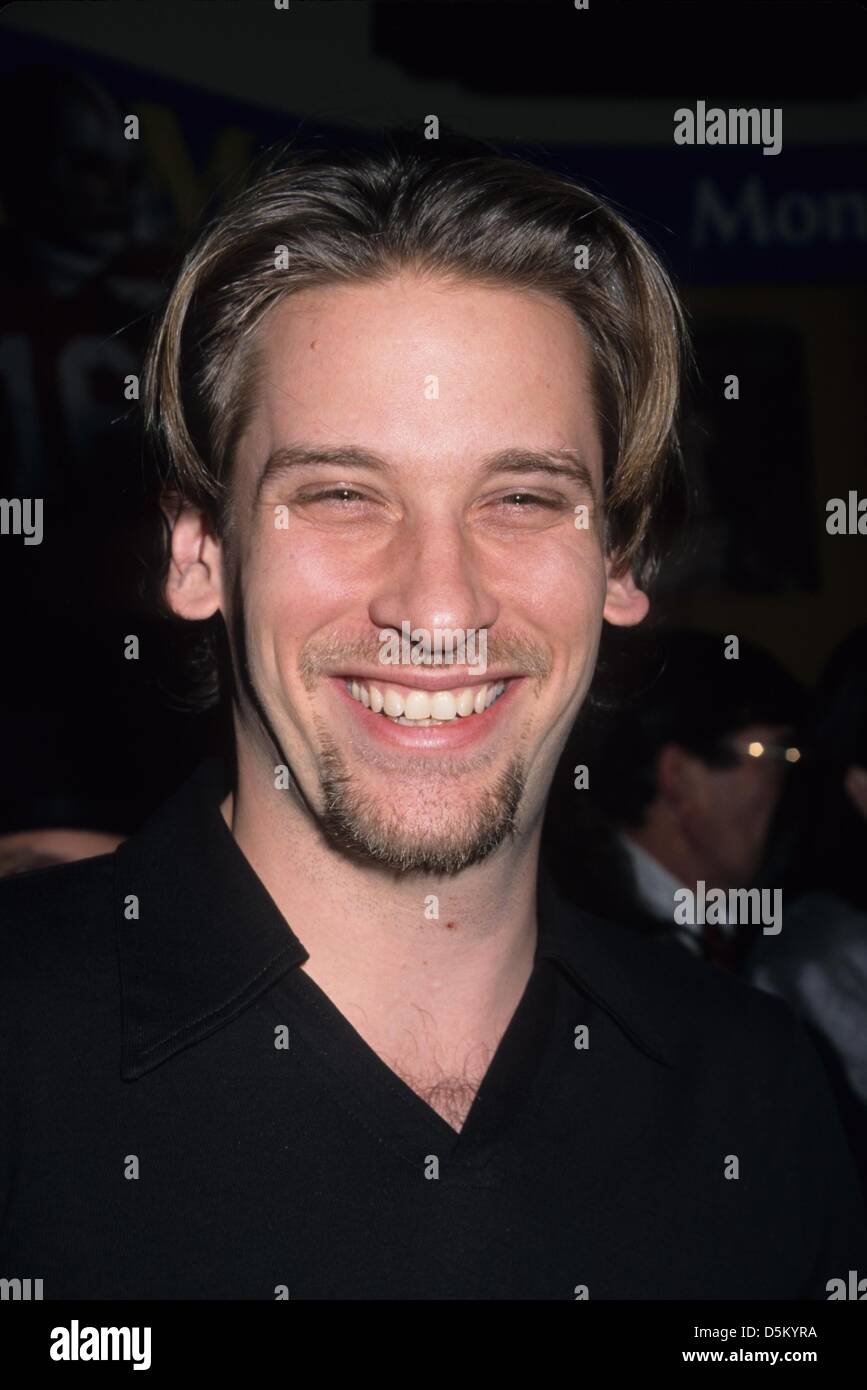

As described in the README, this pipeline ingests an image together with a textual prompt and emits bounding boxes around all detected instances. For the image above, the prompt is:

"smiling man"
[1,136,865,1300]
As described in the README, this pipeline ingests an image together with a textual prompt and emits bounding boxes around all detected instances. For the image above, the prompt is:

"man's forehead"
[251,276,595,385]
[239,276,603,484]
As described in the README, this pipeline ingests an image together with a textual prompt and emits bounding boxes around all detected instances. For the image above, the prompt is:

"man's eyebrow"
[254,446,389,501]
[254,444,597,501]
[478,448,597,498]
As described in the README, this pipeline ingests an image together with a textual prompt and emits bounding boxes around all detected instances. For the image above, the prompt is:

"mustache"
[299,629,553,691]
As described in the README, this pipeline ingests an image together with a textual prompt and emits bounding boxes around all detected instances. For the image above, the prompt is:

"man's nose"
[367,516,498,639]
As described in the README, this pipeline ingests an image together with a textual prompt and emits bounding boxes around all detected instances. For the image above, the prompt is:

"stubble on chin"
[311,720,527,876]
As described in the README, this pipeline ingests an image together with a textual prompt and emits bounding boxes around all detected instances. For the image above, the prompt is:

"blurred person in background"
[543,627,805,969]
[747,626,867,1190]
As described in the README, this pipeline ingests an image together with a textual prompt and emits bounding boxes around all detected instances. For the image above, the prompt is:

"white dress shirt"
[617,832,704,956]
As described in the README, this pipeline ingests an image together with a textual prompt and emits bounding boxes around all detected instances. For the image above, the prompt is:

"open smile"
[329,674,521,749]
[346,676,507,724]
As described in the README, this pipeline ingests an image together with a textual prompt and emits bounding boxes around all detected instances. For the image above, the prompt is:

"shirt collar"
[534,864,676,1068]
[116,759,677,1080]
[616,833,728,955]
[616,832,680,918]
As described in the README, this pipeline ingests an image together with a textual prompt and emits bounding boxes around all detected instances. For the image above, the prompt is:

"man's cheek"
[275,531,375,594]
[247,550,320,635]
[235,585,290,688]
[526,554,601,626]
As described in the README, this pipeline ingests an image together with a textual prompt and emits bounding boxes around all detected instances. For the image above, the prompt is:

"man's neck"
[221,754,541,1111]
[628,822,717,895]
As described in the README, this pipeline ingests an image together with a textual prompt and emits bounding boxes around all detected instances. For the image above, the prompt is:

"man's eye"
[497,493,563,510]
[300,488,367,504]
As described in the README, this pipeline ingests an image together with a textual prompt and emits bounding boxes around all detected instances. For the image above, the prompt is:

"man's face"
[176,274,646,872]
[681,723,793,885]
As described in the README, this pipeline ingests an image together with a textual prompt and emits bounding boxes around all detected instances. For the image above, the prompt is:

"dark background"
[0,0,865,830]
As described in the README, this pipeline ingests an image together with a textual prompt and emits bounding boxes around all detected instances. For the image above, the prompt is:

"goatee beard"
[314,732,527,876]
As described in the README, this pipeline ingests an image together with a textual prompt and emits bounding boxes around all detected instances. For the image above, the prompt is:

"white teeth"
[345,679,506,723]
[404,689,430,721]
[455,688,475,717]
[430,691,457,721]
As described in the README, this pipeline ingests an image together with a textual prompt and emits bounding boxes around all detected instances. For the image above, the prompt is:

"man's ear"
[602,557,650,628]
[163,497,224,621]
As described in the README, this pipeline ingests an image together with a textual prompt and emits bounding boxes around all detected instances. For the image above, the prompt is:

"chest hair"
[388,1055,490,1132]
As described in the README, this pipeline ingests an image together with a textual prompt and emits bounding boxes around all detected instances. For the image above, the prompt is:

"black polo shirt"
[1,759,865,1300]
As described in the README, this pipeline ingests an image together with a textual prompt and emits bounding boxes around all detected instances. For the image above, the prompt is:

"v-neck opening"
[271,953,558,1165]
